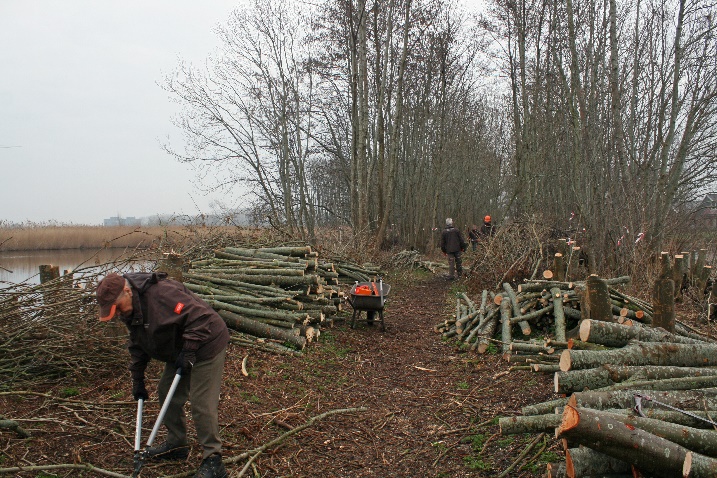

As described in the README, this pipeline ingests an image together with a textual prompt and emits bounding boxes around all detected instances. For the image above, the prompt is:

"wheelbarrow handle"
[146,370,183,447]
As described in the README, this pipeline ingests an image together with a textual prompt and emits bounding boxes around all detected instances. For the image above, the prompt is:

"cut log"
[559,342,717,371]
[591,410,717,458]
[579,319,705,347]
[602,407,717,429]
[571,388,717,411]
[556,406,691,477]
[555,365,717,394]
[499,414,562,435]
[565,447,631,478]
[551,287,567,342]
[500,298,512,354]
[218,309,306,350]
[503,283,531,336]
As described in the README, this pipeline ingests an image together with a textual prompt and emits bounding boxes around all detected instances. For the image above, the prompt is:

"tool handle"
[147,371,182,447]
[134,399,144,452]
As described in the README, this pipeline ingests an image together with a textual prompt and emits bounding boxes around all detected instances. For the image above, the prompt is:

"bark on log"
[591,410,717,458]
[503,283,531,336]
[499,414,562,435]
[218,310,306,350]
[553,253,565,282]
[500,298,512,354]
[586,275,612,322]
[602,407,717,429]
[579,319,705,347]
[555,365,717,394]
[551,287,567,342]
[565,447,631,478]
[653,278,676,333]
[560,342,717,371]
[556,406,691,478]
[571,388,717,411]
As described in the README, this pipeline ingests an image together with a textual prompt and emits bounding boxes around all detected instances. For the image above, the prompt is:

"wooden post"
[673,254,685,301]
[39,264,60,284]
[653,277,675,333]
[158,253,185,282]
[553,253,565,282]
[659,251,672,280]
[586,275,611,322]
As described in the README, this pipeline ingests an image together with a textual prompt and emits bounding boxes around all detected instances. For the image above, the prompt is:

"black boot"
[194,454,227,478]
[146,441,189,461]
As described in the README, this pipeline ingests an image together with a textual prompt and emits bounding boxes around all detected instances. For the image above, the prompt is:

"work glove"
[132,379,148,401]
[175,350,196,375]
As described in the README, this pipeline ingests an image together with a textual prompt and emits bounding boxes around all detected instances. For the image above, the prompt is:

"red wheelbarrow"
[348,279,390,331]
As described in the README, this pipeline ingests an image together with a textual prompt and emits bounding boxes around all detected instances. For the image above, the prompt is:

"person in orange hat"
[480,215,495,237]
[96,272,229,478]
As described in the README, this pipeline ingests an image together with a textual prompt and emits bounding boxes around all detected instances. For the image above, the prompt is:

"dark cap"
[97,273,125,321]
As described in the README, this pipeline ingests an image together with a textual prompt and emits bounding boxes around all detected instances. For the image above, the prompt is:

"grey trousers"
[158,347,226,459]
[447,251,463,278]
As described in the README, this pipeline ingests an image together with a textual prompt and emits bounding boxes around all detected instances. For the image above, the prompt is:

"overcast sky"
[1,0,485,226]
[0,1,241,225]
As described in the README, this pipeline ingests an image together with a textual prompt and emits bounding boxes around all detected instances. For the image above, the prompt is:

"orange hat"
[484,215,491,222]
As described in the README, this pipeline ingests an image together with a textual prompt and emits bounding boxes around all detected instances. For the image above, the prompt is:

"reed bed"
[0,224,255,251]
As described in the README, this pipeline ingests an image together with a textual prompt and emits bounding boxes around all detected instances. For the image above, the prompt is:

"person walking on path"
[468,224,479,251]
[440,218,467,279]
[96,272,230,478]
[480,215,495,237]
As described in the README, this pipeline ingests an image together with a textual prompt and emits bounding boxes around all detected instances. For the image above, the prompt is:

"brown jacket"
[120,272,229,381]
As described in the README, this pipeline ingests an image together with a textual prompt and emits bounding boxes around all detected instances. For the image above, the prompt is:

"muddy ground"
[1,269,602,478]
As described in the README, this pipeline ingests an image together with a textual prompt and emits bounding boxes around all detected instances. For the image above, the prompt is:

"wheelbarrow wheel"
[366,311,376,325]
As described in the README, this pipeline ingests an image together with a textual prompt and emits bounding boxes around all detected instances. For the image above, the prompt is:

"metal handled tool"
[132,370,183,477]
[633,393,717,427]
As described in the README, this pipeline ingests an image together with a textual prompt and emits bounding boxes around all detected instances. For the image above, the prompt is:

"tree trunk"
[552,287,567,341]
[499,414,562,435]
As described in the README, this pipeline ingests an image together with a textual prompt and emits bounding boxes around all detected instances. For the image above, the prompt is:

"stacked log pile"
[390,249,446,273]
[492,253,717,477]
[185,245,381,354]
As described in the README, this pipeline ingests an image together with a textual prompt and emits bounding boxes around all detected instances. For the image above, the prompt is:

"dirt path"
[0,272,557,477]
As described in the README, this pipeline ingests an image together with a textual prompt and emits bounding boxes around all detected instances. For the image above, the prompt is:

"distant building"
[103,216,142,227]
[695,193,717,229]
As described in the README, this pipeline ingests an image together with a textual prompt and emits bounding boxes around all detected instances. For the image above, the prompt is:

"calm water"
[0,249,149,285]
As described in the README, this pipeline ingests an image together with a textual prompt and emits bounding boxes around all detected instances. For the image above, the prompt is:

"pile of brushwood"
[184,245,381,355]
[457,250,717,477]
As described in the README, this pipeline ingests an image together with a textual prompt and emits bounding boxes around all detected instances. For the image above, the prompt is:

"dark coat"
[120,272,230,381]
[441,226,467,253]
[480,222,495,236]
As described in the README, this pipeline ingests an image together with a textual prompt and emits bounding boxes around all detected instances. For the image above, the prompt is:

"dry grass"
[0,225,249,252]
